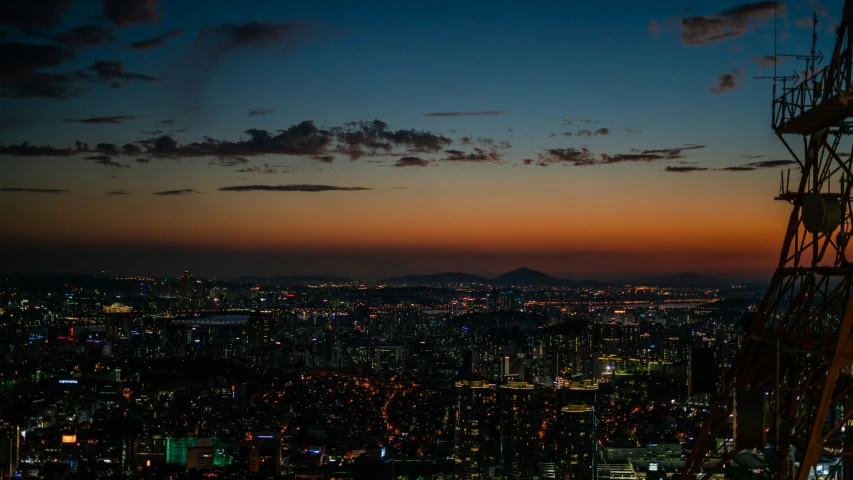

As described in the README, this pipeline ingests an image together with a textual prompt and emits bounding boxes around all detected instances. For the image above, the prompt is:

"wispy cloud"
[126,30,183,50]
[1,187,67,193]
[394,157,432,167]
[0,142,73,156]
[65,115,143,124]
[151,188,201,195]
[577,128,610,137]
[249,108,274,116]
[424,111,508,117]
[84,155,129,168]
[752,55,787,67]
[55,25,115,49]
[680,1,785,46]
[748,159,796,168]
[106,189,130,195]
[101,0,163,27]
[665,166,708,172]
[219,184,371,192]
[649,19,661,37]
[719,159,797,171]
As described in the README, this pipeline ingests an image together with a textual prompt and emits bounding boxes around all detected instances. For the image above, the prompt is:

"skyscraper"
[557,383,598,480]
[454,380,493,479]
[500,381,538,480]
[558,405,595,480]
[0,420,20,480]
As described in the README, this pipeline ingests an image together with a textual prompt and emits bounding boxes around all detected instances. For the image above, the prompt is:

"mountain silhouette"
[493,267,567,286]
[385,267,599,286]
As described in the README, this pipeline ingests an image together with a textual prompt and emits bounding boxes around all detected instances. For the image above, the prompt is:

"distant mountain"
[384,272,490,284]
[493,267,569,286]
[384,267,614,287]
[646,272,727,287]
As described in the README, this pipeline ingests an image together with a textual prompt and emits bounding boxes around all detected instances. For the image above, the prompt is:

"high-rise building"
[248,311,277,345]
[0,421,20,480]
[488,289,523,312]
[500,381,538,480]
[556,383,598,480]
[179,270,197,298]
[454,380,493,479]
[558,405,595,480]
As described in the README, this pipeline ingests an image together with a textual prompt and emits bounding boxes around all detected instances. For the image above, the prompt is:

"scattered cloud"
[156,118,176,126]
[562,132,573,137]
[719,159,797,171]
[0,187,67,193]
[90,60,159,87]
[126,30,183,50]
[249,108,274,116]
[151,189,201,196]
[563,118,598,126]
[752,55,787,67]
[209,157,249,167]
[84,154,129,168]
[334,119,452,160]
[742,154,764,159]
[219,184,371,192]
[441,141,510,164]
[142,130,164,135]
[711,71,741,94]
[0,0,74,34]
[536,148,596,166]
[0,41,79,98]
[394,156,432,167]
[624,128,642,134]
[649,19,661,37]
[534,145,705,167]
[795,17,812,27]
[680,1,785,46]
[65,115,143,124]
[424,111,508,117]
[0,142,73,156]
[719,166,756,171]
[101,0,163,27]
[235,163,291,174]
[748,159,796,168]
[56,26,115,49]
[577,128,610,137]
[665,166,708,172]
[191,21,315,82]
[522,159,534,165]
[136,158,150,163]
[313,155,335,164]
[106,189,130,195]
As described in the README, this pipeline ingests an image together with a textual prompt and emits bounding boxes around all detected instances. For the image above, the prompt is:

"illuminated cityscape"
[5,0,853,478]
[0,269,763,478]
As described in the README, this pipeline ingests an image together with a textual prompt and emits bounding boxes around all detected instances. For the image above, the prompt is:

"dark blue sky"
[0,0,842,278]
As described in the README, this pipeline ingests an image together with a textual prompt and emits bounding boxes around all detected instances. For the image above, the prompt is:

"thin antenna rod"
[774,0,778,83]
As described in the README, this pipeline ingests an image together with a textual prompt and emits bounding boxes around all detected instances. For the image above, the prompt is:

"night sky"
[0,0,839,279]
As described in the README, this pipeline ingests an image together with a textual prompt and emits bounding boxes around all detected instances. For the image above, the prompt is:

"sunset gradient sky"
[0,0,840,279]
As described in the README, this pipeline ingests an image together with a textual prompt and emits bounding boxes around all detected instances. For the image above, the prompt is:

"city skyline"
[0,0,835,278]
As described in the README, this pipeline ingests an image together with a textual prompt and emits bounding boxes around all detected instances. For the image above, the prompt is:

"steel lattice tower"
[681,2,853,479]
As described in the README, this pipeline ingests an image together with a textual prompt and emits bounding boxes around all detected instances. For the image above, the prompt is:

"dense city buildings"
[0,269,764,479]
